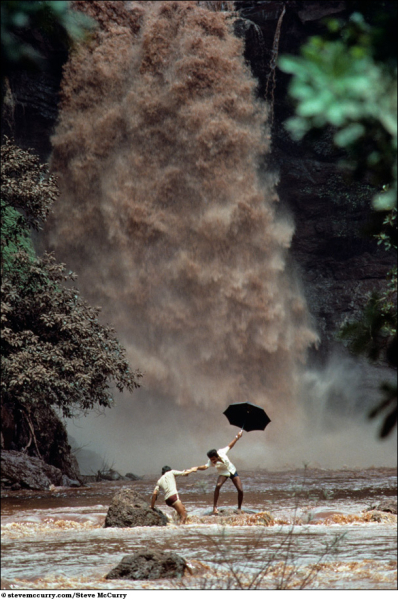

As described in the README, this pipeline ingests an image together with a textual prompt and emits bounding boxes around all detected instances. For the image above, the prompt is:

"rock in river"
[368,499,397,514]
[106,550,187,580]
[104,487,169,528]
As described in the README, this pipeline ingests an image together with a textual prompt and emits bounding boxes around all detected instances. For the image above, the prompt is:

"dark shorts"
[229,471,239,479]
[165,493,179,507]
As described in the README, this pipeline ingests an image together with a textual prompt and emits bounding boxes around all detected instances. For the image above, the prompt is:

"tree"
[1,0,94,77]
[279,10,396,211]
[1,138,142,428]
[278,7,397,437]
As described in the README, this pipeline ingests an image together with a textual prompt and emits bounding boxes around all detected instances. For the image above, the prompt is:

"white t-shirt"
[154,470,184,500]
[206,446,237,477]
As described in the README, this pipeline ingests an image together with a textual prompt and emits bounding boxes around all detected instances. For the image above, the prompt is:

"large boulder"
[1,402,82,483]
[125,472,142,481]
[105,550,187,580]
[104,487,169,528]
[368,499,397,514]
[1,450,64,490]
[97,468,126,481]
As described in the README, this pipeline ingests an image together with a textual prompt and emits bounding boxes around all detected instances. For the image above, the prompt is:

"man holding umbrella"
[194,430,244,515]
[194,401,271,515]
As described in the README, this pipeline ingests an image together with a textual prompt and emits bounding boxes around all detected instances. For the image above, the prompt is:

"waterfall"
[46,1,318,472]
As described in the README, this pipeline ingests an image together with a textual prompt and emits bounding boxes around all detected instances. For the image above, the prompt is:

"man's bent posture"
[151,465,196,524]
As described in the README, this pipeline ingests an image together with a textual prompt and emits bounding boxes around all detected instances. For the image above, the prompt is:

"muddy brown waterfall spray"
[46,1,317,439]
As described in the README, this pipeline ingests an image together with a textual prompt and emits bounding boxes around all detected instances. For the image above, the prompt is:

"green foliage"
[339,293,396,365]
[1,0,95,75]
[337,206,397,440]
[1,140,142,419]
[375,207,397,252]
[338,215,397,438]
[369,382,397,438]
[279,12,397,211]
[1,136,58,232]
[1,135,58,275]
[1,201,36,271]
[1,252,142,419]
[279,9,397,437]
[375,208,397,336]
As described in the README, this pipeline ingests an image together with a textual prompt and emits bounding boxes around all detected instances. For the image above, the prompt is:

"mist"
[67,351,397,476]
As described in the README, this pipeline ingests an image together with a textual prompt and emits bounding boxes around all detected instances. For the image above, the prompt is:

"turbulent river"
[1,467,397,591]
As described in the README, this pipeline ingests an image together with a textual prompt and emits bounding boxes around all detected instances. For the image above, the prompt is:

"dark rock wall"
[2,69,64,160]
[235,0,396,361]
[1,25,69,161]
[1,402,81,482]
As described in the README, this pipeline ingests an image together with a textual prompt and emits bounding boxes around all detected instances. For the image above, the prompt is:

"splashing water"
[1,470,397,590]
[45,0,319,469]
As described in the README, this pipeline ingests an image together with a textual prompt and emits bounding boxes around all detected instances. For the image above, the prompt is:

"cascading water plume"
[45,0,318,470]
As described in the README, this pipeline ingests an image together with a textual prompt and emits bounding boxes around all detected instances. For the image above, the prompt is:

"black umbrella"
[223,402,271,433]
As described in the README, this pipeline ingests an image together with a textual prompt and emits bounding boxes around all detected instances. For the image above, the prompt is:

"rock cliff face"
[234,0,396,359]
[1,402,82,489]
[1,450,80,490]
[1,29,68,160]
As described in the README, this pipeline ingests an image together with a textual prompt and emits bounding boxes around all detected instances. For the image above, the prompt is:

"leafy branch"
[1,139,142,424]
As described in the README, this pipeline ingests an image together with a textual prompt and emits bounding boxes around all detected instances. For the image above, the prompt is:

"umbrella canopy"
[223,402,271,432]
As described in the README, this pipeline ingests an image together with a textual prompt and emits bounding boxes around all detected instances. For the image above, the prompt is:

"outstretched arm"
[228,430,243,450]
[150,490,158,509]
[186,464,208,471]
[181,467,198,476]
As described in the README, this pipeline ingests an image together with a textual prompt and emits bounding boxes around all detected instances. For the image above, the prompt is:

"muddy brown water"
[1,468,396,590]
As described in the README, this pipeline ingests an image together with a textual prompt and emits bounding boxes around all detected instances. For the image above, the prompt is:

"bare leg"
[172,500,187,524]
[231,475,243,510]
[213,475,228,514]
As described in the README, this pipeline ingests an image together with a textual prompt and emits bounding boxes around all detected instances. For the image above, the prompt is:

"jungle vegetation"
[1,0,94,78]
[1,138,142,428]
[279,4,397,437]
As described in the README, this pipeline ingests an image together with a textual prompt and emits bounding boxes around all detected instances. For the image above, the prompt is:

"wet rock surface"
[368,499,397,514]
[189,509,274,526]
[96,468,127,481]
[203,508,256,516]
[105,550,187,580]
[104,487,169,528]
[125,472,142,480]
[1,450,80,491]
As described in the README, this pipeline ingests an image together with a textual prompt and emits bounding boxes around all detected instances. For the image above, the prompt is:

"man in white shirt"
[194,430,243,514]
[150,465,197,524]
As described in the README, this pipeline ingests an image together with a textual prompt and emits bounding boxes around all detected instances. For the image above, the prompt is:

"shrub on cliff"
[1,138,142,430]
